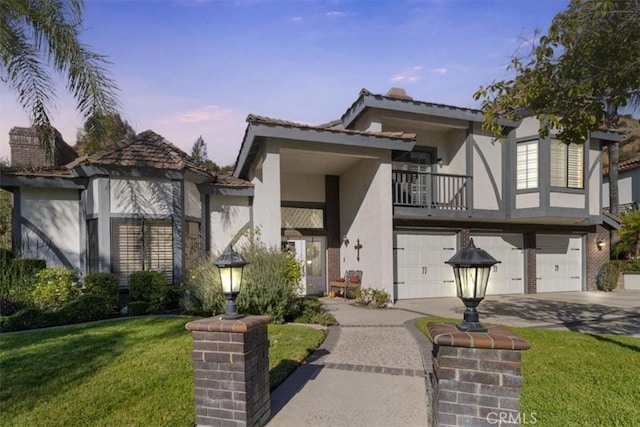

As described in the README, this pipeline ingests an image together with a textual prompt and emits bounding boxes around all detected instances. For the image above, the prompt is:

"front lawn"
[416,318,640,426]
[0,317,325,427]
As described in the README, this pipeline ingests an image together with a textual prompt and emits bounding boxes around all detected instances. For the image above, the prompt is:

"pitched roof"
[65,130,210,174]
[214,171,253,188]
[603,155,640,176]
[340,88,488,128]
[246,114,416,140]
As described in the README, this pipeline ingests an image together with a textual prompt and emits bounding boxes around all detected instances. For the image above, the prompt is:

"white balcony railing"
[392,170,471,211]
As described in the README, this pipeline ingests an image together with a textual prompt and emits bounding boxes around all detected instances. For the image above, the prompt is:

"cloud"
[432,67,448,75]
[162,106,234,124]
[290,16,303,22]
[326,11,345,17]
[391,65,423,82]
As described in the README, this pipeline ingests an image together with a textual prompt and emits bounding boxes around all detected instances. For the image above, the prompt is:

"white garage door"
[471,234,524,295]
[395,233,457,299]
[536,235,582,292]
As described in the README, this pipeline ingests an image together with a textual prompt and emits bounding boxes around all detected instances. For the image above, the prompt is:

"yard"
[0,317,325,427]
[416,318,640,426]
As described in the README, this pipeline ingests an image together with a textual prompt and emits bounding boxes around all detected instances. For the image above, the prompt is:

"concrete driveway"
[393,289,640,336]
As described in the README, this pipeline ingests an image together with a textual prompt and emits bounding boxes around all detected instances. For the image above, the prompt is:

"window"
[516,141,538,190]
[281,207,324,229]
[550,140,583,189]
[112,219,173,288]
[87,219,99,273]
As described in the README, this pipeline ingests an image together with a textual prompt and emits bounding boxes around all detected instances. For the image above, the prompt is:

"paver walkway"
[268,298,430,427]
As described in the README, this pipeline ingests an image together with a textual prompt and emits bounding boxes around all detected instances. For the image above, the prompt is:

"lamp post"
[445,239,500,332]
[214,244,249,320]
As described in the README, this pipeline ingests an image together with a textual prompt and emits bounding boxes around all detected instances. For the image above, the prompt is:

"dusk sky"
[0,0,567,166]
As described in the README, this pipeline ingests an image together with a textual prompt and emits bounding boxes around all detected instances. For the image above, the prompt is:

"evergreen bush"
[129,271,167,312]
[84,272,119,309]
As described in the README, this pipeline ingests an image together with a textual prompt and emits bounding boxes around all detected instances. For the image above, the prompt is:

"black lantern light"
[214,244,249,320]
[445,239,500,332]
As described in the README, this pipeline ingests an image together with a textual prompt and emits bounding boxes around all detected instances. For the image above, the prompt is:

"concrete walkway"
[267,290,640,426]
[268,298,430,427]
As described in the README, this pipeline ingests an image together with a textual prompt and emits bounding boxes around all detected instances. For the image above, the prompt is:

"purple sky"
[0,0,567,166]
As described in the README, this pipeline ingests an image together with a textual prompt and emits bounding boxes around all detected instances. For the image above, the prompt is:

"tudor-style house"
[1,87,623,299]
[233,88,621,299]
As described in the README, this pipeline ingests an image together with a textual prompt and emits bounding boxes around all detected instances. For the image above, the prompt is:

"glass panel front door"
[282,237,326,295]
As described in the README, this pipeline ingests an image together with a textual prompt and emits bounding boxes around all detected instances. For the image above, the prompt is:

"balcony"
[392,170,471,212]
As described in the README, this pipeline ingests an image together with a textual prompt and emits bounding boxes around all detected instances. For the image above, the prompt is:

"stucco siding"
[516,192,539,209]
[281,174,325,203]
[588,140,601,215]
[339,156,394,299]
[550,192,585,209]
[514,117,540,138]
[603,174,633,208]
[209,195,252,255]
[250,142,281,247]
[443,129,466,176]
[184,180,202,218]
[110,178,173,215]
[20,187,81,270]
[472,134,502,210]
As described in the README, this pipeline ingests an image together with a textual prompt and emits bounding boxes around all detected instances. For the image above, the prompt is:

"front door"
[283,237,326,296]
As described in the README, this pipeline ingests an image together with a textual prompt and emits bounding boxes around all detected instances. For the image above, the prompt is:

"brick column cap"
[428,322,531,351]
[186,315,273,333]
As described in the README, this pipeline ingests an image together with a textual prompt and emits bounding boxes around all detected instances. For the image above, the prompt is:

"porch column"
[252,142,281,247]
[95,177,111,272]
[326,175,340,284]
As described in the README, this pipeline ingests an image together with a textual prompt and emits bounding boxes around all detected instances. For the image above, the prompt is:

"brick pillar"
[524,232,536,294]
[428,323,531,426]
[459,229,471,248]
[185,315,273,427]
[586,225,612,291]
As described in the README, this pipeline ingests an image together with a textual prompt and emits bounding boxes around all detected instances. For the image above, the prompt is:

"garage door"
[471,234,524,295]
[395,233,457,299]
[536,235,582,292]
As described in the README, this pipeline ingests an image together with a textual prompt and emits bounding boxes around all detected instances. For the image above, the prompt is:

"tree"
[474,0,640,217]
[75,113,135,154]
[0,158,11,250]
[1,0,120,157]
[191,135,208,165]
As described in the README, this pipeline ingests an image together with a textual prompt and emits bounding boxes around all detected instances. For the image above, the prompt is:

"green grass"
[416,318,640,426]
[0,317,325,427]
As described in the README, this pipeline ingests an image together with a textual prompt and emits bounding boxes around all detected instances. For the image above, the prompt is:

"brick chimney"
[9,127,77,168]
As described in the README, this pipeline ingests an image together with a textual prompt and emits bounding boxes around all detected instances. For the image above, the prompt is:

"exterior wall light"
[596,239,606,250]
[446,239,500,333]
[214,244,249,320]
[343,235,350,247]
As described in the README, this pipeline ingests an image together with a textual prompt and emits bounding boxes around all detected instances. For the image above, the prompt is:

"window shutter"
[144,220,174,284]
[113,220,143,288]
[517,141,538,190]
[550,140,567,187]
[567,144,584,188]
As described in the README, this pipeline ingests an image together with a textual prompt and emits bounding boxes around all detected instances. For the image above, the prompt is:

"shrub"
[0,298,16,316]
[84,272,119,309]
[0,307,48,332]
[31,268,81,311]
[129,271,167,312]
[291,298,338,326]
[352,287,390,309]
[54,294,114,324]
[0,257,46,308]
[597,261,623,291]
[237,241,300,323]
[180,263,226,316]
[0,295,114,332]
[164,285,184,311]
[127,301,150,316]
